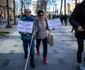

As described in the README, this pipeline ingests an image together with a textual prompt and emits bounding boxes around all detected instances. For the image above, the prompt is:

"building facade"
[32,1,37,15]
[0,0,13,19]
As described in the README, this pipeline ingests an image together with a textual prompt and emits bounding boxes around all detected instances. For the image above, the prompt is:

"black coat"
[69,2,85,39]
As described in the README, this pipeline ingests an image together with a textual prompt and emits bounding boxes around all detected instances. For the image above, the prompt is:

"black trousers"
[22,39,35,63]
[77,38,84,63]
[64,19,67,26]
[36,37,47,58]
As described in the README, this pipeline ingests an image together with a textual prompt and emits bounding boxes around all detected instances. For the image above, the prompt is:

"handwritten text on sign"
[17,20,34,33]
[47,18,62,30]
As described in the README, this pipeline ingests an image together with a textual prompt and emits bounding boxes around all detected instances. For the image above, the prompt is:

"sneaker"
[30,63,35,68]
[78,63,85,70]
[43,58,48,64]
[37,50,40,55]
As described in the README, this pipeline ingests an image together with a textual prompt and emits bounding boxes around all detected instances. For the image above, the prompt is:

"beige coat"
[36,17,48,39]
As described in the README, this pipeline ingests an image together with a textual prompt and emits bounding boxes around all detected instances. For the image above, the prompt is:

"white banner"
[17,20,34,33]
[47,18,62,30]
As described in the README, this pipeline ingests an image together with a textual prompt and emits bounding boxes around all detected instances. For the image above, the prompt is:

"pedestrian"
[63,14,68,26]
[19,9,37,68]
[48,13,51,19]
[69,0,85,70]
[9,13,13,21]
[34,10,49,64]
[52,14,57,19]
[60,14,64,25]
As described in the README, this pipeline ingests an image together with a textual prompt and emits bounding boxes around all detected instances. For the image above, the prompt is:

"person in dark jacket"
[69,0,85,69]
[19,9,37,68]
[63,14,68,26]
[60,14,64,25]
[52,14,57,19]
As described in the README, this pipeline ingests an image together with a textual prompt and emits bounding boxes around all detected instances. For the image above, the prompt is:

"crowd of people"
[18,0,85,70]
[48,13,68,26]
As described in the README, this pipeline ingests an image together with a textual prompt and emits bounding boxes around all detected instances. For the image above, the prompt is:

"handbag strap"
[45,18,50,30]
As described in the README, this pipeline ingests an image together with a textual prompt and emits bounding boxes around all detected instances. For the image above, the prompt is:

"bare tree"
[13,0,16,25]
[20,0,24,14]
[60,0,63,15]
[6,0,12,28]
[20,0,31,13]
[47,0,56,14]
[75,0,77,5]
[64,0,66,15]
[36,0,56,13]
[36,0,47,13]
[25,0,31,8]
[41,0,48,13]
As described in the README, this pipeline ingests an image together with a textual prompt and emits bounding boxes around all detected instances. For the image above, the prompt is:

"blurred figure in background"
[60,14,64,25]
[63,14,68,26]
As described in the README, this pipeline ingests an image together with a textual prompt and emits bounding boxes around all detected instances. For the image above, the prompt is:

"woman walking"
[35,10,49,64]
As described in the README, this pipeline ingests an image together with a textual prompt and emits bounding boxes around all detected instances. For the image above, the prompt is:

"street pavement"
[0,22,85,70]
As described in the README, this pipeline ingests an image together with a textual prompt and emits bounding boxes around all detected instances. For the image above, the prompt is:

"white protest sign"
[17,20,34,33]
[47,18,62,30]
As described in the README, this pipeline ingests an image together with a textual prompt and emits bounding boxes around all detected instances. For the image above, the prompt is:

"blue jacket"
[19,15,37,40]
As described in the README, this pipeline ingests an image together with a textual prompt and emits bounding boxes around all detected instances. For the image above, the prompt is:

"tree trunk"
[6,0,12,28]
[44,0,47,13]
[21,0,24,15]
[37,0,47,13]
[4,7,6,19]
[64,0,66,15]
[24,0,25,12]
[75,0,77,5]
[60,0,63,15]
[13,0,16,25]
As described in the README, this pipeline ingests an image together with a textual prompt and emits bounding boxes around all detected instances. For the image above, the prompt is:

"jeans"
[22,38,35,63]
[77,38,84,63]
[36,37,48,58]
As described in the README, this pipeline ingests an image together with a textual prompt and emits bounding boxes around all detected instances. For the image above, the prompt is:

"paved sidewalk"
[0,23,85,70]
[0,19,16,32]
[0,20,17,45]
